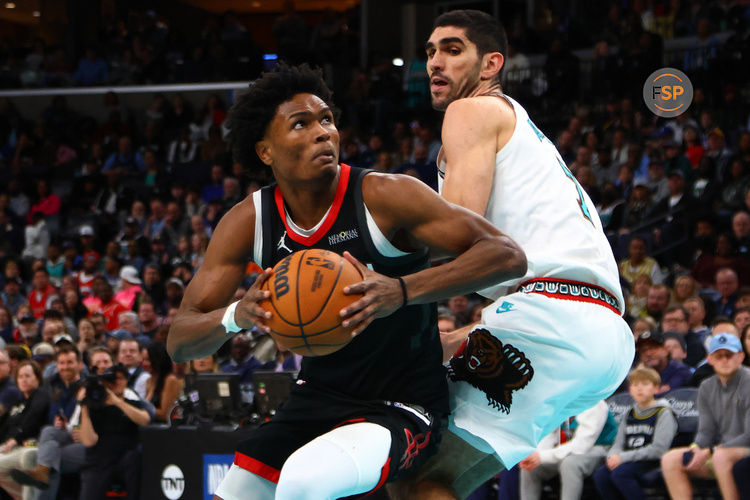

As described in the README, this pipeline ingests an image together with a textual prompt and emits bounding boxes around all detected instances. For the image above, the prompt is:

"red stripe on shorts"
[233,452,281,483]
[361,457,391,497]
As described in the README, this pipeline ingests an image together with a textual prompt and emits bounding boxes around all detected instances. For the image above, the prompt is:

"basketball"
[260,249,363,357]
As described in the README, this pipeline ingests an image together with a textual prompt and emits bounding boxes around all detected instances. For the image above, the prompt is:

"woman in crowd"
[144,342,184,422]
[671,274,699,306]
[0,360,50,499]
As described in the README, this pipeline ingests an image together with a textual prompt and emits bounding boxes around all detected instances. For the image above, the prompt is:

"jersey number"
[527,119,593,225]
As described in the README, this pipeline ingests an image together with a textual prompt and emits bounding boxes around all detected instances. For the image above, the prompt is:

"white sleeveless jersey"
[438,95,624,311]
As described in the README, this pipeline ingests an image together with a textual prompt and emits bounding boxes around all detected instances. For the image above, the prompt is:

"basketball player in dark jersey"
[167,64,527,500]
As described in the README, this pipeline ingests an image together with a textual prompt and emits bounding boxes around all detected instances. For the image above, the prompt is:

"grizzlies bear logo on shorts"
[448,329,534,414]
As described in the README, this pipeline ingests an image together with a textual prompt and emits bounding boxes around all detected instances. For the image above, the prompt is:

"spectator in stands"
[0,350,21,418]
[733,308,750,334]
[593,367,677,499]
[143,342,182,422]
[619,236,665,286]
[671,275,698,306]
[662,333,750,500]
[102,135,145,175]
[76,318,96,359]
[645,284,671,322]
[715,267,740,317]
[22,211,50,261]
[519,400,616,500]
[201,165,225,204]
[1,279,26,317]
[732,211,750,257]
[661,305,706,367]
[635,330,692,396]
[78,363,150,499]
[117,338,150,399]
[0,360,50,498]
[684,297,710,341]
[28,268,57,319]
[437,311,457,334]
[73,47,108,86]
[114,265,142,310]
[89,276,127,331]
[0,309,11,346]
[664,332,690,367]
[16,314,39,346]
[447,295,471,327]
[137,298,161,338]
[742,324,750,367]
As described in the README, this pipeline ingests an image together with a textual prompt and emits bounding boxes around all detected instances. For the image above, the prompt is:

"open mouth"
[431,76,449,92]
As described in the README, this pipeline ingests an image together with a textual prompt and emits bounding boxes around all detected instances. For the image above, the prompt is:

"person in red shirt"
[75,252,100,298]
[89,276,127,331]
[28,268,57,319]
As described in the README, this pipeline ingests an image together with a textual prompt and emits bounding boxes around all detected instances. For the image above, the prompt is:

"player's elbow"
[504,238,527,279]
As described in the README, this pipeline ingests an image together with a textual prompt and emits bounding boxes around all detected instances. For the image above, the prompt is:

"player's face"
[426,26,483,110]
[258,93,340,183]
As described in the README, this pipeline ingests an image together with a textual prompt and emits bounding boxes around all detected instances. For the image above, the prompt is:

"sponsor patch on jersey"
[448,328,534,414]
[328,229,359,246]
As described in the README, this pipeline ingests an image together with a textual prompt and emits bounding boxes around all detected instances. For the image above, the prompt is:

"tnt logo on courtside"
[161,464,185,499]
[643,68,693,118]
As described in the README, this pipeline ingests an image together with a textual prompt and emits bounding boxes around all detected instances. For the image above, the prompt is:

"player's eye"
[449,47,461,55]
[321,115,332,124]
[426,48,435,58]
[293,120,305,130]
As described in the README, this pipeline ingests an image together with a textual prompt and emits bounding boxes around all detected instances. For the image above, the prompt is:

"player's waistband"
[517,278,622,315]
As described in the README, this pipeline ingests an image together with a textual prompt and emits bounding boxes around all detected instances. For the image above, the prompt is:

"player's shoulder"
[443,96,513,131]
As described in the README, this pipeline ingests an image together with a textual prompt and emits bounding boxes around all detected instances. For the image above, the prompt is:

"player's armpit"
[440,97,513,216]
[361,173,526,306]
[167,198,257,363]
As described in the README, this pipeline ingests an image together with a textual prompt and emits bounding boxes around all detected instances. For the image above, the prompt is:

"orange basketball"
[259,249,363,357]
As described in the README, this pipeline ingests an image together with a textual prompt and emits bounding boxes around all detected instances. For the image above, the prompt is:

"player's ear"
[480,52,504,81]
[255,141,273,166]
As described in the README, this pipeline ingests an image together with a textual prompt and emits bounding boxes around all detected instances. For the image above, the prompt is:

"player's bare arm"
[440,96,515,216]
[341,172,526,333]
[167,197,272,363]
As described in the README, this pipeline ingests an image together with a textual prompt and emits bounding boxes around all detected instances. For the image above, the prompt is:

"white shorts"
[447,288,634,468]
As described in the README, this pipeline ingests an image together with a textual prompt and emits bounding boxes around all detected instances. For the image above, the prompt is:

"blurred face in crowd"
[629,379,658,407]
[91,351,113,374]
[0,309,9,327]
[673,276,695,301]
[94,278,113,303]
[632,275,651,298]
[104,370,129,397]
[78,319,96,345]
[90,314,107,335]
[192,355,215,373]
[56,351,81,384]
[118,136,132,155]
[211,165,224,184]
[708,349,744,379]
[664,338,687,363]
[42,320,64,344]
[231,335,250,363]
[448,295,468,314]
[4,260,19,279]
[0,352,10,381]
[119,314,139,334]
[637,340,669,370]
[150,199,165,219]
[17,364,39,396]
[191,215,206,235]
[138,303,158,326]
[144,266,160,286]
[646,287,669,313]
[131,200,146,219]
[19,321,38,340]
[438,317,457,333]
[426,26,484,110]
[661,309,689,334]
[733,212,750,239]
[166,202,181,224]
[118,339,141,369]
[735,310,750,333]
[628,238,646,263]
[33,270,49,290]
[716,269,739,299]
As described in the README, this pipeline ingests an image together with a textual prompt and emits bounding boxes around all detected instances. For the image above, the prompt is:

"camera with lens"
[82,365,123,410]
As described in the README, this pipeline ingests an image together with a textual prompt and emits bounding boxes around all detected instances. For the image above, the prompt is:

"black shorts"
[233,384,443,494]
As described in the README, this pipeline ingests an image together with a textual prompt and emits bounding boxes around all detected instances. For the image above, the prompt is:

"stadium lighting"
[5,2,16,9]
[392,58,404,67]
[32,10,40,17]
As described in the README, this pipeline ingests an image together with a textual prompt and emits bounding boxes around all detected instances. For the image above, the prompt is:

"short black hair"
[433,9,508,82]
[227,63,339,172]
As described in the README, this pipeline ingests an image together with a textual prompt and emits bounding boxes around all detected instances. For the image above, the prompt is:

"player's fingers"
[250,268,274,289]
[340,294,374,319]
[343,279,374,295]
[342,251,367,277]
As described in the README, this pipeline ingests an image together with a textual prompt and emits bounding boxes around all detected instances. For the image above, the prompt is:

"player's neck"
[468,80,503,99]
[279,169,340,230]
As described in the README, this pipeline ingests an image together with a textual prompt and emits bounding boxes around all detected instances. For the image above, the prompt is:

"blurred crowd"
[0,0,748,498]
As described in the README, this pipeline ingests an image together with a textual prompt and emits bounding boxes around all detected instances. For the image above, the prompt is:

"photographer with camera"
[10,345,85,497]
[0,360,50,499]
[78,362,150,499]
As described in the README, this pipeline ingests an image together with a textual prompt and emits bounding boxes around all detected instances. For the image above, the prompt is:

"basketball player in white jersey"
[395,10,635,499]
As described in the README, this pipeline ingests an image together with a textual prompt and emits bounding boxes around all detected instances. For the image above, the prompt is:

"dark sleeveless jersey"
[624,405,668,450]
[255,164,449,414]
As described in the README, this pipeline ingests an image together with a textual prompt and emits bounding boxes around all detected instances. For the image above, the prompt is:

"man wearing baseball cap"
[661,333,750,500]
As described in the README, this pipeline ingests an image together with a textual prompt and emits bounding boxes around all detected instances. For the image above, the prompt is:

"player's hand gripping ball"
[260,249,363,356]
